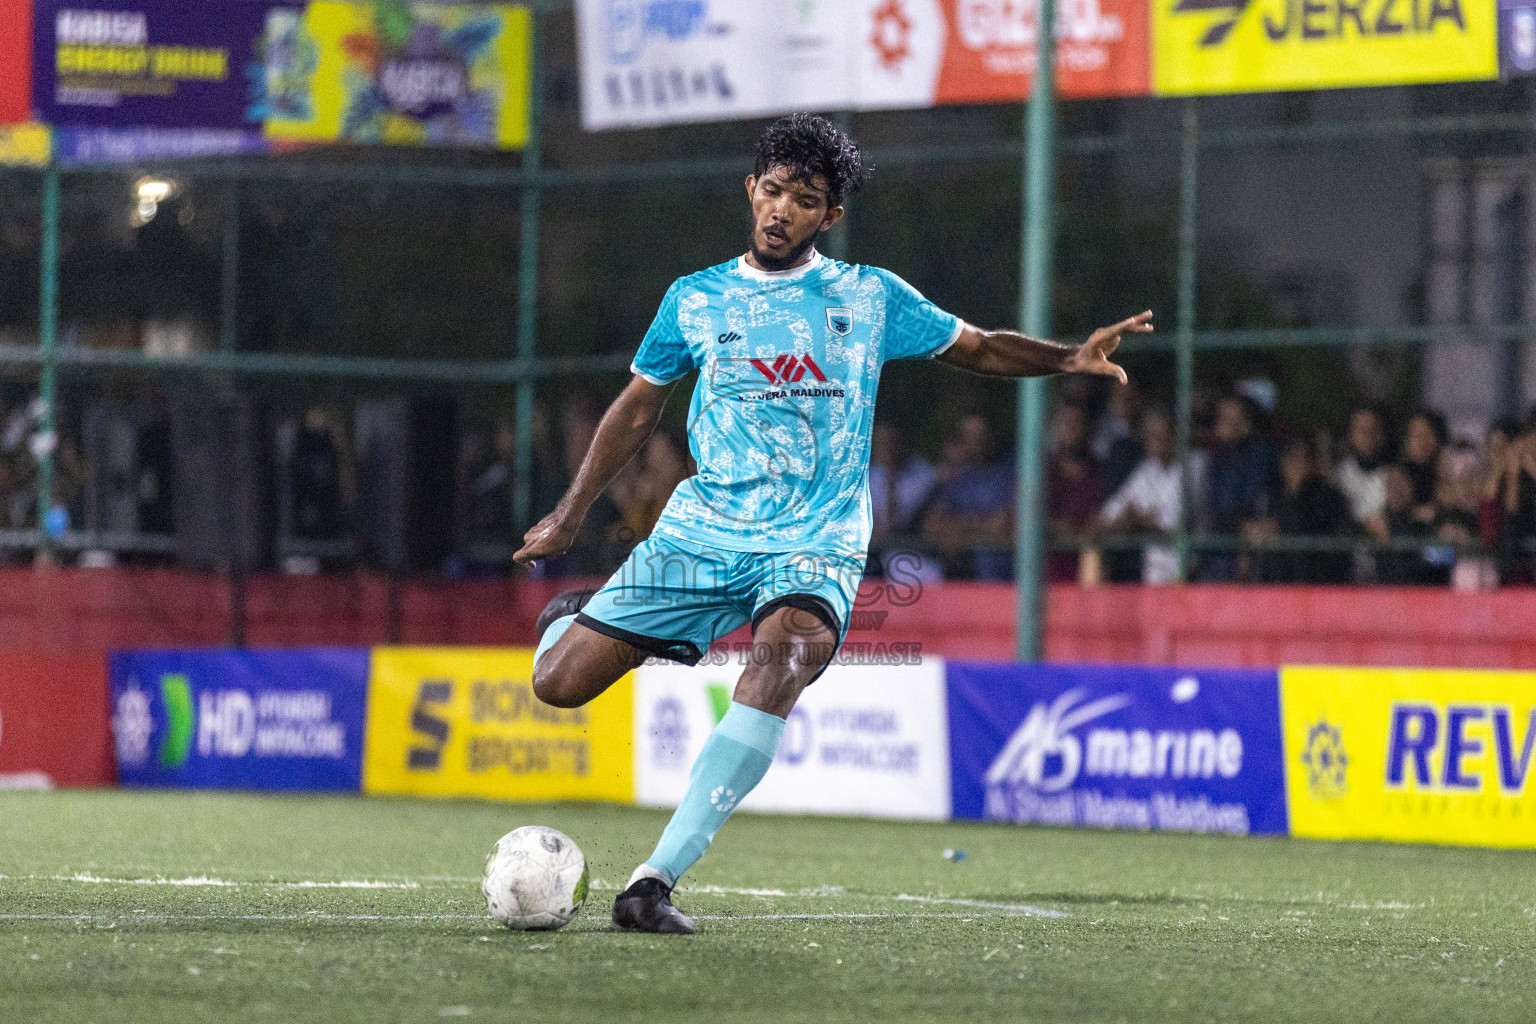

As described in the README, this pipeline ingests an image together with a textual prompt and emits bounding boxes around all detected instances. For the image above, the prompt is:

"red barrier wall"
[864,583,1536,668]
[1,567,1534,669]
[0,652,113,786]
[4,567,563,652]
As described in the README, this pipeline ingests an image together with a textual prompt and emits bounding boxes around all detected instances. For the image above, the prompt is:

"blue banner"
[53,125,266,166]
[109,648,369,792]
[947,662,1287,835]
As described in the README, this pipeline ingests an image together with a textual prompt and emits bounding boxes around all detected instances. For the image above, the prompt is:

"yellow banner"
[364,647,633,803]
[1154,0,1497,95]
[1282,666,1536,847]
[262,3,531,149]
[0,124,52,168]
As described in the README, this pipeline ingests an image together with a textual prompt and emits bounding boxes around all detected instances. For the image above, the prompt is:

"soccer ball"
[482,826,588,930]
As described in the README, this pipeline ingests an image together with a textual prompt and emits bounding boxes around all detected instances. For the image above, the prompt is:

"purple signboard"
[33,2,270,128]
[1502,0,1536,78]
[53,125,267,166]
[947,662,1288,836]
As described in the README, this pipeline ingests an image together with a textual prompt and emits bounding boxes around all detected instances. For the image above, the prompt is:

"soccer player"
[514,113,1150,934]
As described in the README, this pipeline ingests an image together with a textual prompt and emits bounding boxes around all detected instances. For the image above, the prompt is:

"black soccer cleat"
[611,877,697,935]
[535,588,597,638]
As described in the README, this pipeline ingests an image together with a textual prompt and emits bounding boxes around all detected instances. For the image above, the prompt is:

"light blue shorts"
[575,532,863,666]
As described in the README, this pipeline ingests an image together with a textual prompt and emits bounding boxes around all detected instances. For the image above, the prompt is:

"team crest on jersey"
[825,307,853,337]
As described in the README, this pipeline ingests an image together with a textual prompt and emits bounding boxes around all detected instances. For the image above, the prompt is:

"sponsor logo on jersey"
[751,353,827,385]
[825,307,853,336]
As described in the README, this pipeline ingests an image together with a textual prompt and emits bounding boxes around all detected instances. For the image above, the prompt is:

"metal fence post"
[513,8,545,539]
[220,180,241,353]
[1015,0,1057,662]
[36,167,61,565]
[1174,99,1199,581]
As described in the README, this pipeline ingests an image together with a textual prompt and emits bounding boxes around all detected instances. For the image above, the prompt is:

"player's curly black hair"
[754,113,868,209]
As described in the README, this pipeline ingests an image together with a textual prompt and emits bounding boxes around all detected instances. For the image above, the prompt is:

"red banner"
[0,0,31,124]
[0,653,114,786]
[934,0,1151,102]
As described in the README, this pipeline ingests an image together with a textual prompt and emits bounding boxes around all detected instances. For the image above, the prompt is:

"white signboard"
[577,0,1150,130]
[634,659,951,820]
[577,0,859,130]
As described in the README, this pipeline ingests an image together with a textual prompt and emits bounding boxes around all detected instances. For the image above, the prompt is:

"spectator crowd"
[5,380,1536,590]
[865,383,1536,589]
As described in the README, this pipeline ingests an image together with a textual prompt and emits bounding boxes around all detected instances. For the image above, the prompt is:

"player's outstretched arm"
[937,311,1152,384]
[513,375,674,565]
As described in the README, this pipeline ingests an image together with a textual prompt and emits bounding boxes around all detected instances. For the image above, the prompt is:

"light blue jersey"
[632,251,963,556]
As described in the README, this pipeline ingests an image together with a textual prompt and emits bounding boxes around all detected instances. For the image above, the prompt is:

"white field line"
[0,910,1054,924]
[1,874,1064,918]
[893,894,1068,917]
[0,874,421,889]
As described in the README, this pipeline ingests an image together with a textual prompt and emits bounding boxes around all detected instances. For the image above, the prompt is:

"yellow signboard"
[364,647,633,803]
[262,3,531,149]
[1154,0,1498,95]
[0,123,52,168]
[1282,666,1536,848]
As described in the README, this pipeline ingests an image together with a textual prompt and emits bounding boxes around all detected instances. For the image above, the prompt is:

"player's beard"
[746,213,818,271]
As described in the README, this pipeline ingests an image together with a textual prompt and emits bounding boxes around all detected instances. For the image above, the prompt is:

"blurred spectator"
[1399,409,1447,530]
[1379,463,1446,586]
[1482,419,1520,571]
[1045,403,1103,582]
[290,406,349,541]
[1436,442,1495,590]
[135,415,175,536]
[923,412,1014,580]
[1091,382,1145,495]
[1335,405,1390,543]
[611,430,688,546]
[1488,414,1536,583]
[868,421,937,542]
[1246,435,1353,584]
[527,401,567,524]
[1198,394,1277,582]
[1097,409,1197,585]
[459,418,514,547]
[540,396,622,577]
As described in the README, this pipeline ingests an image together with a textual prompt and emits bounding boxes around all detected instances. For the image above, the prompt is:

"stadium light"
[132,177,176,226]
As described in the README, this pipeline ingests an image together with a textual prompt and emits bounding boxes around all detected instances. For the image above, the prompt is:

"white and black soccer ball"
[482,826,588,930]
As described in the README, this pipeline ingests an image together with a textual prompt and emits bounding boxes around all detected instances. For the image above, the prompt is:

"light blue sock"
[642,702,785,886]
[534,613,577,669]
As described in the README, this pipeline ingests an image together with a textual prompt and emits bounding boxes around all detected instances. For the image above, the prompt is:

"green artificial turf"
[1,789,1532,1023]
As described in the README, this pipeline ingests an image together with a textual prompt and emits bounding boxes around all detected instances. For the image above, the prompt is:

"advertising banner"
[576,0,852,130]
[363,647,633,803]
[634,661,952,819]
[1153,0,1498,95]
[947,662,1287,834]
[1,0,31,124]
[577,0,1150,130]
[0,123,52,167]
[32,1,270,128]
[0,653,113,788]
[110,648,369,791]
[260,2,532,149]
[53,125,266,166]
[863,0,1151,109]
[1500,0,1536,76]
[1282,666,1536,848]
